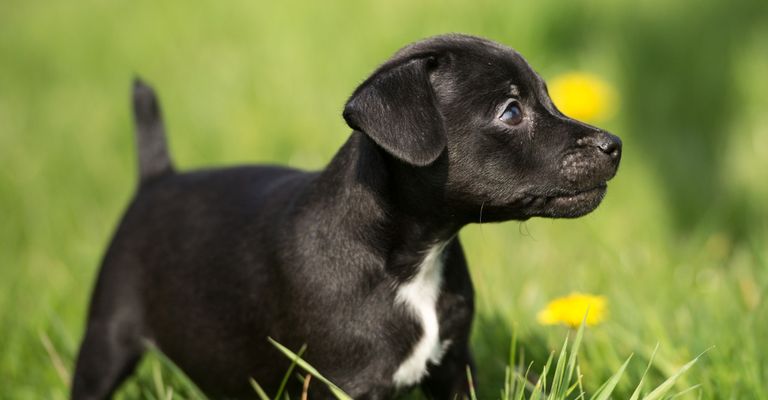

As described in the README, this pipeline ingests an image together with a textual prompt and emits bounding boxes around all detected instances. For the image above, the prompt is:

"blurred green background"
[1,0,767,398]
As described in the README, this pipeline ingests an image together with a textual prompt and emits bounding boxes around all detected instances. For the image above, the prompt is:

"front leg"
[420,343,475,400]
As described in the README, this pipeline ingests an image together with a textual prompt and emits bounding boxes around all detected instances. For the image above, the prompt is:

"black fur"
[72,34,621,400]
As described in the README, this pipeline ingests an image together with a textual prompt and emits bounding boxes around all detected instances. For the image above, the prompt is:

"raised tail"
[132,77,174,183]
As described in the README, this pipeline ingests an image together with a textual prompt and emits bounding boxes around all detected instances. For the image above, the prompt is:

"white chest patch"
[392,242,450,387]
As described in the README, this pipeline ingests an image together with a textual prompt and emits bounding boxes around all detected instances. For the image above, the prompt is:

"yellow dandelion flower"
[548,72,617,123]
[537,292,607,328]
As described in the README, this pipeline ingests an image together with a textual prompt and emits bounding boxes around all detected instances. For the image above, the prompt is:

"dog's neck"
[313,131,461,278]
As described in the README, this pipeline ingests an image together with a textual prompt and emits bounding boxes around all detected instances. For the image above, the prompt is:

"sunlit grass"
[2,0,767,398]
[38,323,706,399]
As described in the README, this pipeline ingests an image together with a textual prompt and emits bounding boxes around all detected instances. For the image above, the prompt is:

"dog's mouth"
[548,183,607,207]
[523,183,608,218]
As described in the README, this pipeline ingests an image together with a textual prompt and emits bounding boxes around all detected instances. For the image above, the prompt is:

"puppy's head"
[343,34,621,221]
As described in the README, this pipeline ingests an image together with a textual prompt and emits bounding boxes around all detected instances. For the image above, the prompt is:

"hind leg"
[71,315,145,400]
[72,248,146,399]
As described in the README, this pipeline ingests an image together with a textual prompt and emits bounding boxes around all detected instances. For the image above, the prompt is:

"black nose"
[596,132,622,160]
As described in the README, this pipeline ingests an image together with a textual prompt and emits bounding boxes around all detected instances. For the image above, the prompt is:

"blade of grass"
[565,379,581,398]
[505,329,518,400]
[629,343,660,400]
[590,354,633,400]
[250,379,271,400]
[466,365,478,400]
[551,335,570,396]
[641,347,711,400]
[39,330,71,388]
[152,361,166,400]
[565,317,587,389]
[529,360,549,400]
[511,361,536,399]
[669,384,702,399]
[275,344,307,399]
[141,387,159,400]
[150,349,209,400]
[503,366,511,400]
[268,337,352,400]
[301,374,312,400]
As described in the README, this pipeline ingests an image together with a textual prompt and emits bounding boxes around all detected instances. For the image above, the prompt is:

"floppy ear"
[343,56,446,166]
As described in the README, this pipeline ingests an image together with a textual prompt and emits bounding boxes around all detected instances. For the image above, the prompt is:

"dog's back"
[73,81,317,398]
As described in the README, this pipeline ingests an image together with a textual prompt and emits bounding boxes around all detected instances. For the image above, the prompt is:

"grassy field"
[2,0,767,398]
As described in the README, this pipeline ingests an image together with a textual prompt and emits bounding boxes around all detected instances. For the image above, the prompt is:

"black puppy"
[72,34,621,400]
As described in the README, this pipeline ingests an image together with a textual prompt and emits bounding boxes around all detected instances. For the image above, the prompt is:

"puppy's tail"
[132,77,174,184]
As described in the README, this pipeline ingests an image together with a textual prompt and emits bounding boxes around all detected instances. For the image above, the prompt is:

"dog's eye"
[499,101,523,125]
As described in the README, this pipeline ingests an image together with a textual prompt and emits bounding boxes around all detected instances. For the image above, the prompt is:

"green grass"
[1,0,767,398]
[260,325,705,400]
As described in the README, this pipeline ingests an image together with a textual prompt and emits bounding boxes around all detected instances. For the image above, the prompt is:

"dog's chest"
[392,243,450,387]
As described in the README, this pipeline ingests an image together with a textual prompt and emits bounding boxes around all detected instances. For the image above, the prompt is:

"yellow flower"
[537,292,607,328]
[548,72,617,123]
